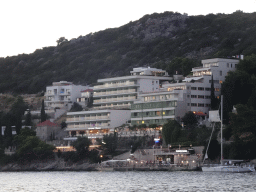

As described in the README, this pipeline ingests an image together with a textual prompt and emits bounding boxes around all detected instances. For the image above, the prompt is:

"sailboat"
[202,95,255,172]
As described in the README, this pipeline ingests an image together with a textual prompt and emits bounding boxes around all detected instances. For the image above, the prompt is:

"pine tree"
[40,99,47,122]
[25,110,32,126]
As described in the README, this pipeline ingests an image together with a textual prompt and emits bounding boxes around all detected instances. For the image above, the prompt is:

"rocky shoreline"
[0,159,99,172]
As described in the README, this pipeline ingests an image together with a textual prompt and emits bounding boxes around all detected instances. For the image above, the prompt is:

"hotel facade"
[65,67,173,140]
[131,58,239,126]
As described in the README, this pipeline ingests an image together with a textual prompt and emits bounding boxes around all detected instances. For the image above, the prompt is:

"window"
[215,88,220,92]
[198,87,204,91]
[205,96,211,99]
[191,87,197,90]
[219,80,223,84]
[191,95,197,98]
[198,103,204,107]
[235,64,237,68]
[187,103,190,106]
[205,88,211,91]
[231,64,233,68]
[227,63,229,68]
[206,104,211,107]
[134,113,137,117]
[152,81,154,85]
[220,71,222,76]
[155,111,161,116]
[191,103,197,107]
[187,86,190,90]
[198,95,204,99]
[187,95,190,98]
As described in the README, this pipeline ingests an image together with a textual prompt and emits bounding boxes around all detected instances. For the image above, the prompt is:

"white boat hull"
[202,166,255,173]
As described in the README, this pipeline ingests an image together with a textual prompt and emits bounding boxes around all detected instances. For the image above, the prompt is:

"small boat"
[202,95,255,173]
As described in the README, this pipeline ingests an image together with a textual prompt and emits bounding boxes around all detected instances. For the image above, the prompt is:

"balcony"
[94,82,137,90]
[94,96,136,104]
[94,89,137,97]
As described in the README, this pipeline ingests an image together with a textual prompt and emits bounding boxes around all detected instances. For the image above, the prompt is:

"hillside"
[1,11,256,94]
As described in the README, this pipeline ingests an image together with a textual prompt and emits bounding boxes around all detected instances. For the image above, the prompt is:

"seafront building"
[131,58,239,126]
[65,67,173,141]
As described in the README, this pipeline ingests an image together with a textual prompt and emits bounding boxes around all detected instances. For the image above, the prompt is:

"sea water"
[0,171,255,192]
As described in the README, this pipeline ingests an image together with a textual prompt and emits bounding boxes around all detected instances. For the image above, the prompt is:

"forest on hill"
[0,11,256,94]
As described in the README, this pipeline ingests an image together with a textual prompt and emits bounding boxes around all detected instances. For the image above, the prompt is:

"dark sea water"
[0,171,255,192]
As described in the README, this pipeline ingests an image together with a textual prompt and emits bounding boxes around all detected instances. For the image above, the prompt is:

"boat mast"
[221,95,223,166]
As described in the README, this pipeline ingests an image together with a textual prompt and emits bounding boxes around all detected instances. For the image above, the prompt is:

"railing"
[94,82,137,89]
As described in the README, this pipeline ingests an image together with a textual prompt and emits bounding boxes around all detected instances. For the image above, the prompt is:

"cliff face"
[129,13,188,40]
[0,11,256,94]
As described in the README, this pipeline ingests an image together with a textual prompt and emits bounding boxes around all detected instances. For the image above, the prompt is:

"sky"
[1,0,255,58]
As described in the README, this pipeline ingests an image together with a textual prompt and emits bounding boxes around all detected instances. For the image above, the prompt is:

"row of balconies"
[93,103,131,110]
[66,116,109,122]
[94,89,136,96]
[94,96,136,103]
[67,123,110,129]
[94,82,137,89]
[45,92,71,96]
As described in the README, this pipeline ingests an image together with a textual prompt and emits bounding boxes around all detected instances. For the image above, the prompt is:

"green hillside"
[1,11,256,93]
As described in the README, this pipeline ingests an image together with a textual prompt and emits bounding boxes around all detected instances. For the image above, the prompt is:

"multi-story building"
[65,109,131,141]
[44,81,90,110]
[93,67,172,110]
[65,67,173,141]
[76,89,93,109]
[131,91,180,126]
[131,58,239,126]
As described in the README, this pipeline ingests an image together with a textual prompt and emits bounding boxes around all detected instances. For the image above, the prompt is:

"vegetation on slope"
[0,11,256,94]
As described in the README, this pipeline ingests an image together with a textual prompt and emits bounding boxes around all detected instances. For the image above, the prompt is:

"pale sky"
[1,0,255,58]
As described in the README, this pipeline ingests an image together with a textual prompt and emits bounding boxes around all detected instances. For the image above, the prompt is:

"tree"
[24,110,32,126]
[40,99,47,122]
[70,102,83,112]
[182,111,198,129]
[182,112,198,141]
[103,132,118,154]
[87,96,93,108]
[16,136,55,160]
[10,96,28,134]
[61,121,67,129]
[221,70,254,124]
[72,136,91,155]
[56,37,68,46]
[3,113,13,148]
[14,127,55,160]
[207,139,221,160]
[162,120,181,144]
[165,57,198,76]
[224,104,256,159]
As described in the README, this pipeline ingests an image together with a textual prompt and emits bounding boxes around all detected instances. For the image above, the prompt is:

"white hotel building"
[65,67,173,140]
[45,81,90,109]
[131,58,239,126]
